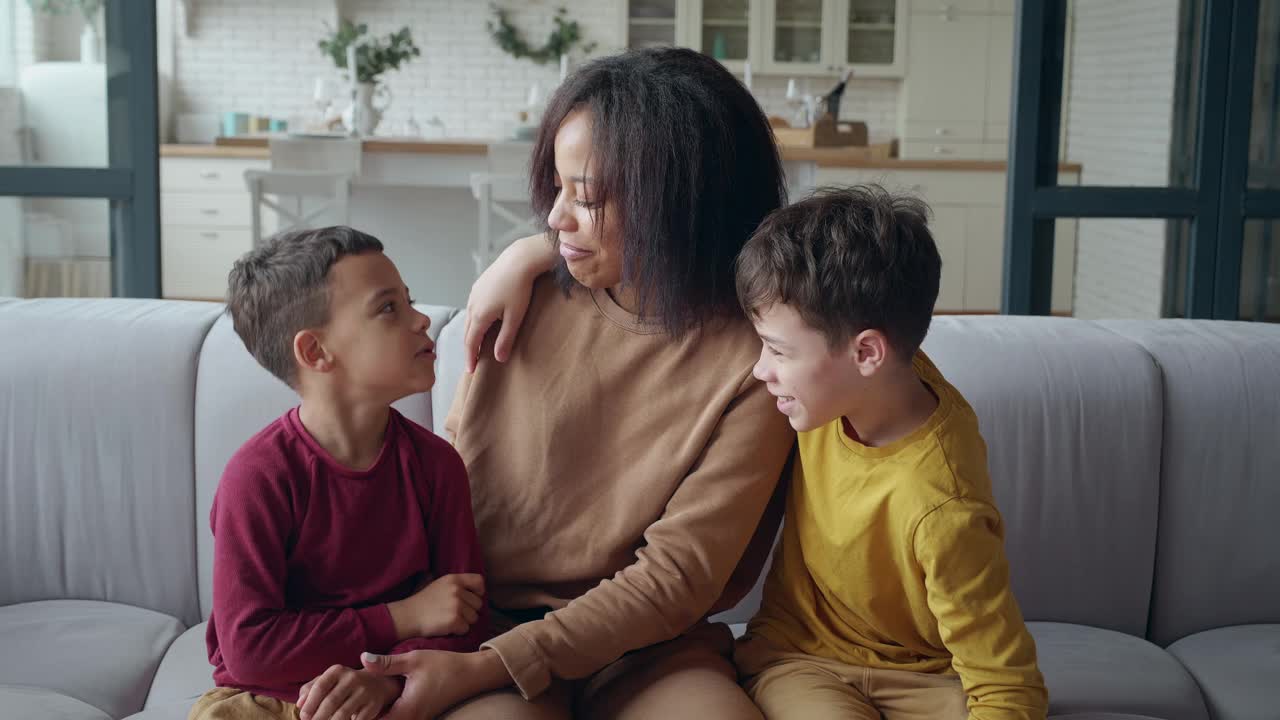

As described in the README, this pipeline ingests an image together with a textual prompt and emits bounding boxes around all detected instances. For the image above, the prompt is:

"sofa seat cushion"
[142,622,214,711]
[0,685,112,720]
[0,600,184,719]
[1167,624,1280,720]
[1031,622,1208,720]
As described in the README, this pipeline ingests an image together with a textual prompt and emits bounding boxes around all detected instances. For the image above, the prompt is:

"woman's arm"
[463,233,558,373]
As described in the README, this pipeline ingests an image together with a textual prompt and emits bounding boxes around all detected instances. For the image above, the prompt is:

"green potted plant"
[318,19,421,135]
[27,0,103,63]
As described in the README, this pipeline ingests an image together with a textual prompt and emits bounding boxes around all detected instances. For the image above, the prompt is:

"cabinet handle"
[200,208,220,215]
[933,146,953,154]
[935,127,950,136]
[199,172,221,180]
[200,232,219,239]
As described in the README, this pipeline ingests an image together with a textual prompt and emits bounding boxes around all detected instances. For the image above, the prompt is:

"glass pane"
[847,0,896,65]
[629,0,678,49]
[702,0,751,62]
[1059,0,1203,186]
[1247,1,1280,189]
[774,0,824,64]
[1066,218,1190,318]
[2,1,110,168]
[1240,220,1280,321]
[0,197,113,297]
[630,0,677,19]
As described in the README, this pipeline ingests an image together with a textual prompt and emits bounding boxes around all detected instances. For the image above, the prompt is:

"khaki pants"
[441,622,762,720]
[735,636,967,720]
[188,688,300,720]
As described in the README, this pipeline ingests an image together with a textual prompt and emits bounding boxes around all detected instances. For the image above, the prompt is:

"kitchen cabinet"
[812,165,1080,314]
[899,0,1014,160]
[622,0,906,77]
[160,156,270,300]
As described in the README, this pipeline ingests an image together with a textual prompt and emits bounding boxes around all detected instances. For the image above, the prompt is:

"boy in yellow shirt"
[732,185,1048,720]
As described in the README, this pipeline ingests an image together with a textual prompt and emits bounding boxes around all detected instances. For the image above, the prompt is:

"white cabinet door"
[930,204,967,312]
[903,14,987,127]
[963,205,1004,312]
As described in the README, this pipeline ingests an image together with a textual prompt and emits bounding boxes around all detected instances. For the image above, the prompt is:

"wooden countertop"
[161,139,1082,173]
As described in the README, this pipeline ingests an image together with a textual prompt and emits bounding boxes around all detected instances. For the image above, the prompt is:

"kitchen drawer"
[981,142,1009,161]
[162,192,253,228]
[910,0,992,15]
[899,139,986,161]
[904,121,985,142]
[813,168,1006,205]
[985,122,1008,143]
[161,226,252,300]
[161,156,268,193]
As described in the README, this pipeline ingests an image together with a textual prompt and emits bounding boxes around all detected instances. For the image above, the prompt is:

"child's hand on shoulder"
[296,665,399,720]
[388,573,485,638]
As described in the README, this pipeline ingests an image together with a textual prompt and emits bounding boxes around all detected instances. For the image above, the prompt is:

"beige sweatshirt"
[445,276,795,699]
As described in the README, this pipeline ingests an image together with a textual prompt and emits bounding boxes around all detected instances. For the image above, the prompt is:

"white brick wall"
[175,0,626,139]
[1063,0,1178,319]
[171,0,900,141]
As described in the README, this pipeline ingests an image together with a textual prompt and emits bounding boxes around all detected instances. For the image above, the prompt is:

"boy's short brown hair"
[226,226,383,387]
[735,185,940,357]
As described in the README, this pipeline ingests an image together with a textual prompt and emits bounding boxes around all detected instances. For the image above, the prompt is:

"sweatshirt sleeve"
[480,374,794,699]
[914,498,1048,720]
[209,458,400,688]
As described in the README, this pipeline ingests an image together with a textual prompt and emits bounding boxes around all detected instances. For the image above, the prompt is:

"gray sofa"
[1,297,1277,720]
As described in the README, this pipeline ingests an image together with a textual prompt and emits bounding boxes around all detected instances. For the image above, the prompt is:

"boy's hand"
[296,665,399,720]
[388,573,484,639]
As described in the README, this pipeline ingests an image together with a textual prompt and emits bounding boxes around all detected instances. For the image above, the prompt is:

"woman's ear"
[851,329,890,377]
[293,329,333,375]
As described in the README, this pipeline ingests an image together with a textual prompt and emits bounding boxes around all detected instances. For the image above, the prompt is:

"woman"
[365,48,795,719]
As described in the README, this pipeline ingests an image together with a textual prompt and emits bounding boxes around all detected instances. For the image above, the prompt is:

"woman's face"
[548,109,623,290]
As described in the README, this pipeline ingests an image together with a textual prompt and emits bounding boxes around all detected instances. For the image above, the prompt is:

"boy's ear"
[851,329,890,377]
[293,329,334,375]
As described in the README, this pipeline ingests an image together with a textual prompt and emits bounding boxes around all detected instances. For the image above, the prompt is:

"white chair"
[470,141,538,275]
[245,170,353,247]
[244,137,363,246]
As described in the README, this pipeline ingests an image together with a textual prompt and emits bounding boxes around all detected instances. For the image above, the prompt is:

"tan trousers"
[735,636,967,720]
[441,622,762,720]
[188,687,300,720]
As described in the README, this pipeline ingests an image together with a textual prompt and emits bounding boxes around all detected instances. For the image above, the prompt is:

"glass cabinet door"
[846,0,899,70]
[698,0,752,66]
[627,0,681,49]
[770,0,827,66]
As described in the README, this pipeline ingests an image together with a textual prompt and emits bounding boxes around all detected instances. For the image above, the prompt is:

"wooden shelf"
[849,22,895,30]
[776,20,823,29]
[703,18,750,27]
[629,17,677,26]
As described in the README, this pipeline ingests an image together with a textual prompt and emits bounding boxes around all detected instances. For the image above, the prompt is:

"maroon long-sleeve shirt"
[205,407,490,702]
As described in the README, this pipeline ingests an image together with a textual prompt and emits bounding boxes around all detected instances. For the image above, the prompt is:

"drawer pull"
[200,172,221,180]
[200,208,220,216]
[200,232,219,239]
[935,127,949,136]
[933,146,953,154]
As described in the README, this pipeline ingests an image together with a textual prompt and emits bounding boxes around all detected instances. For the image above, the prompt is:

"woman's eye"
[381,302,395,314]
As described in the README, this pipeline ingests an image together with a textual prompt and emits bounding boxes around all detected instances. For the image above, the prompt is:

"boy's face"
[750,302,863,433]
[311,251,436,404]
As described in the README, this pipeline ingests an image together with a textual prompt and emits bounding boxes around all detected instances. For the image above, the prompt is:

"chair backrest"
[268,137,362,174]
[244,169,352,246]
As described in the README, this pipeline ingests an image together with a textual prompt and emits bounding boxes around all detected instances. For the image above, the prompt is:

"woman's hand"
[360,649,512,720]
[296,665,399,720]
[464,233,557,373]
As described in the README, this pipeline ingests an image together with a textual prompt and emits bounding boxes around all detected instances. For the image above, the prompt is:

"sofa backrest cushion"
[1100,320,1280,646]
[0,299,222,626]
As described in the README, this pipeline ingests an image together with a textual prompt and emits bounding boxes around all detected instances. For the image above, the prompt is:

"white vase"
[80,22,99,64]
[341,82,392,137]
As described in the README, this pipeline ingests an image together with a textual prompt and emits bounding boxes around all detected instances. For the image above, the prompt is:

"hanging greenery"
[318,19,421,84]
[487,5,597,66]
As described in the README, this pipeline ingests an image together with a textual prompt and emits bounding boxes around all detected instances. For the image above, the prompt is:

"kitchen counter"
[161,140,1083,173]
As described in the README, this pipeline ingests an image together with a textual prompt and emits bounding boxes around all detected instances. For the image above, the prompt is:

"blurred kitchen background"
[0,0,1276,321]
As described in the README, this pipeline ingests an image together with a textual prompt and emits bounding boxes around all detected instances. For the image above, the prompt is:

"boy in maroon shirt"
[191,226,490,720]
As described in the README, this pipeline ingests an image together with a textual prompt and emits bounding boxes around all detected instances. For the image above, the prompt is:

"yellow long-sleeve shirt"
[744,353,1047,720]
